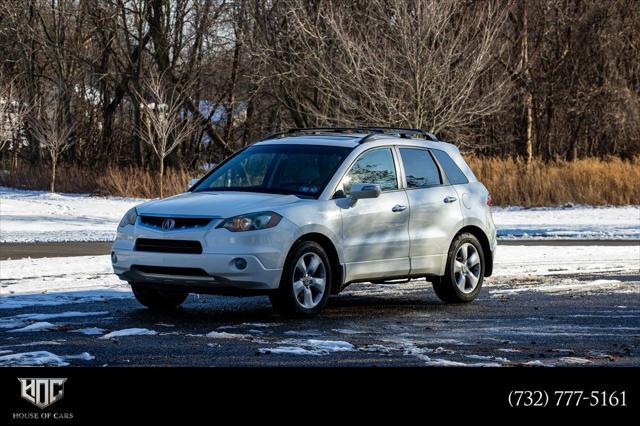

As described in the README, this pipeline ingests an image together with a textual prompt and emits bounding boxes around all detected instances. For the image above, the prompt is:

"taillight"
[487,193,493,207]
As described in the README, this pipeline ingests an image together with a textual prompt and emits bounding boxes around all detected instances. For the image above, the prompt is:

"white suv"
[112,128,496,317]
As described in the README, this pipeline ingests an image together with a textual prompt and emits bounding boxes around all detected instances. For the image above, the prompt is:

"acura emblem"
[161,218,176,230]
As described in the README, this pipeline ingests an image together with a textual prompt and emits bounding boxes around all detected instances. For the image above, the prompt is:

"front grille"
[131,265,209,276]
[139,215,212,230]
[134,238,203,254]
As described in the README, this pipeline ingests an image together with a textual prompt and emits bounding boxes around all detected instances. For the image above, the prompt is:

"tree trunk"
[50,156,57,193]
[521,3,534,164]
[223,15,243,145]
[525,90,534,163]
[159,157,164,199]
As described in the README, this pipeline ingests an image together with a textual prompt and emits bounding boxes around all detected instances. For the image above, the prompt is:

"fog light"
[111,252,117,264]
[232,258,247,270]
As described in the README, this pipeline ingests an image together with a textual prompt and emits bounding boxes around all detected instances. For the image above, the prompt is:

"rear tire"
[131,283,188,311]
[432,233,484,303]
[270,241,332,318]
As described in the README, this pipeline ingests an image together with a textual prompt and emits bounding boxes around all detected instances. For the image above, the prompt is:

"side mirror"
[350,183,382,201]
[187,178,199,191]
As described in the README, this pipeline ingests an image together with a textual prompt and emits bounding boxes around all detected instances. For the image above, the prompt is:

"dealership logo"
[161,218,176,230]
[18,378,66,409]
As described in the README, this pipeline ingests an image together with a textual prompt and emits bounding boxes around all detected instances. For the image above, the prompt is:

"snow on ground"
[206,331,252,339]
[493,205,639,239]
[72,327,106,335]
[0,187,142,243]
[0,255,130,308]
[0,243,637,308]
[258,339,355,356]
[99,328,157,339]
[492,245,640,276]
[0,350,94,366]
[7,321,60,332]
[0,187,638,242]
[489,279,635,296]
[0,310,108,329]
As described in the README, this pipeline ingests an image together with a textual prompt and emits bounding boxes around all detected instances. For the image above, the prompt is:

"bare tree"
[0,74,30,156]
[31,104,75,193]
[135,71,195,198]
[1,0,639,184]
[252,0,512,145]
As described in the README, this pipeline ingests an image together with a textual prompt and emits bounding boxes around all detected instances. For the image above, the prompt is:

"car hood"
[136,191,301,218]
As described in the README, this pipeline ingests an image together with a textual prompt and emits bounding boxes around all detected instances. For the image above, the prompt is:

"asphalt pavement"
[0,270,638,366]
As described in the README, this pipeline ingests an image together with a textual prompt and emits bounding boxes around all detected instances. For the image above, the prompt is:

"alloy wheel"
[453,242,482,294]
[292,252,327,309]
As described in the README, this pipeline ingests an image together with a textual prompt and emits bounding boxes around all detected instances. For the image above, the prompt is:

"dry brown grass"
[2,157,639,206]
[98,167,192,199]
[0,164,192,199]
[466,156,640,206]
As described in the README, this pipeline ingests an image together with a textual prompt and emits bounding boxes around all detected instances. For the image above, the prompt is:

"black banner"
[0,367,636,422]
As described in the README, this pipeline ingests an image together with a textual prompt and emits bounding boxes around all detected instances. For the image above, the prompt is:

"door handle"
[443,196,457,203]
[392,204,407,212]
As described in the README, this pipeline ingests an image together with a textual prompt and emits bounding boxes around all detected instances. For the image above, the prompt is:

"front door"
[336,148,411,282]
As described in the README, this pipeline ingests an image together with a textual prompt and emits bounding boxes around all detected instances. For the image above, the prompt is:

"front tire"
[432,233,484,303]
[270,241,332,318]
[131,283,188,311]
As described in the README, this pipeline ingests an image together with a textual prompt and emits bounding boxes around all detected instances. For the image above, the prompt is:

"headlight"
[118,207,138,228]
[218,211,282,232]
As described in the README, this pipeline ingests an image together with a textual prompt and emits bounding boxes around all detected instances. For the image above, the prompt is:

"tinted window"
[341,148,398,194]
[194,144,352,198]
[432,149,469,185]
[399,148,441,188]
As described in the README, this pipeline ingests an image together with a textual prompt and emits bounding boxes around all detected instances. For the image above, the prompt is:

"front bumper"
[110,218,299,293]
[112,249,283,292]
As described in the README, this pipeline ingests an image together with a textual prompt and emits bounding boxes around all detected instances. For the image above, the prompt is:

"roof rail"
[262,127,439,142]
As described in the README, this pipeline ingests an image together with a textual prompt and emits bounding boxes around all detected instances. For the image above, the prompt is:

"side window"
[399,148,441,188]
[341,148,398,195]
[432,149,469,185]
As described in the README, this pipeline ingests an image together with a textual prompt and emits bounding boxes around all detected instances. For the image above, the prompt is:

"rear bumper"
[111,248,283,292]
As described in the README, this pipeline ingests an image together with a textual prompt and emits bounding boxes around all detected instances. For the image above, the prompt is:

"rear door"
[398,147,463,275]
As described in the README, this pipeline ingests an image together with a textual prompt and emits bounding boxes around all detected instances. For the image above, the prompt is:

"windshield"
[193,144,353,198]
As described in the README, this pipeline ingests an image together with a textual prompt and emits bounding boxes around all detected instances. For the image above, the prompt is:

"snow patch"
[0,311,109,329]
[258,346,324,356]
[424,359,502,367]
[493,245,640,277]
[490,278,636,296]
[559,357,593,365]
[306,339,354,352]
[464,354,509,363]
[259,339,355,356]
[0,350,94,366]
[283,329,324,337]
[205,331,250,339]
[0,340,66,348]
[332,328,363,335]
[99,328,157,339]
[0,255,131,308]
[7,321,59,332]
[0,187,142,243]
[493,205,640,240]
[72,327,106,335]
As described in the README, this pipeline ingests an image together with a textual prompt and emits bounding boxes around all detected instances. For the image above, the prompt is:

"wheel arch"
[288,232,344,294]
[454,225,493,277]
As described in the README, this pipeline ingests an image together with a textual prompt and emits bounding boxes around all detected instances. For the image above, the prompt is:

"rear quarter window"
[431,149,469,185]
